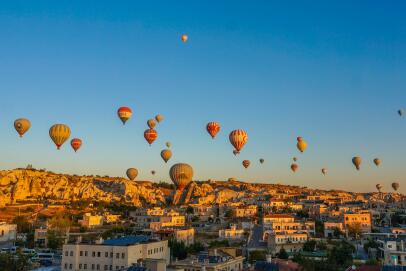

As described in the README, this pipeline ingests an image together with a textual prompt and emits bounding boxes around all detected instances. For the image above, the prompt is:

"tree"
[0,252,31,271]
[47,230,65,250]
[348,222,362,239]
[363,239,379,253]
[12,216,31,233]
[187,242,204,254]
[186,206,194,214]
[278,248,289,259]
[296,210,309,218]
[169,239,188,260]
[249,250,266,263]
[224,209,234,218]
[303,240,317,252]
[315,220,324,237]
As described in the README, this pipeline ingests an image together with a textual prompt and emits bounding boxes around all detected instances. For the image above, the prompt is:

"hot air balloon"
[398,109,404,117]
[169,163,193,190]
[206,122,221,139]
[147,119,157,129]
[181,34,188,43]
[259,158,264,164]
[376,184,383,192]
[14,118,31,137]
[242,160,250,169]
[352,157,362,170]
[373,158,381,167]
[126,168,138,181]
[291,163,298,173]
[229,129,248,154]
[49,124,71,150]
[161,149,172,163]
[155,114,163,123]
[392,182,400,191]
[144,129,158,146]
[151,170,156,175]
[293,157,298,162]
[166,142,171,148]
[321,168,327,175]
[296,137,308,153]
[70,138,82,152]
[117,107,133,125]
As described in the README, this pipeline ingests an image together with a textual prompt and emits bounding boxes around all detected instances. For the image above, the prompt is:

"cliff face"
[0,169,166,207]
[0,169,404,208]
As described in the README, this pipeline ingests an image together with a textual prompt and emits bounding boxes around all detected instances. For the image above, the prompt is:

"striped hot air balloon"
[206,122,221,139]
[117,107,133,125]
[14,118,31,137]
[144,129,158,146]
[70,138,82,152]
[170,163,193,190]
[49,124,71,150]
[229,129,248,154]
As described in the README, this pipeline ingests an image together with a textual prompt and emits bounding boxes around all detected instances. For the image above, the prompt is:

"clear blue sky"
[0,1,405,193]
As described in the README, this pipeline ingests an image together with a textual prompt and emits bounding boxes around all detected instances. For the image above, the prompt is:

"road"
[248,224,266,249]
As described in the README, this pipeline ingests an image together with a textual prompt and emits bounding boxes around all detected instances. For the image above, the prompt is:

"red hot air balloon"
[144,129,158,146]
[117,107,133,125]
[70,138,82,152]
[229,129,248,154]
[206,122,221,139]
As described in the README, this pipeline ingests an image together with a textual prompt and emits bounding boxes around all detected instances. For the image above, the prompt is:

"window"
[116,253,119,259]
[70,251,73,256]
[64,263,68,269]
[104,265,108,270]
[92,251,96,257]
[84,264,87,270]
[110,252,113,258]
[65,251,68,256]
[97,264,100,270]
[69,264,73,270]
[80,251,83,256]
[79,264,82,269]
[110,265,112,270]
[121,253,125,259]
[92,264,95,270]
[97,252,101,257]
[85,251,88,256]
[105,252,108,257]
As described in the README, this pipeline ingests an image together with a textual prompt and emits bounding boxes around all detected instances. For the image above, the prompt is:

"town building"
[218,224,245,240]
[61,236,169,271]
[79,213,104,228]
[343,211,372,234]
[0,222,17,247]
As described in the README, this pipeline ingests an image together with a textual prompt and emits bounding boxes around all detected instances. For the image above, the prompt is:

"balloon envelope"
[373,158,381,167]
[170,163,193,190]
[70,138,82,152]
[147,119,157,129]
[242,160,250,169]
[49,124,71,150]
[229,129,248,154]
[14,118,31,137]
[206,122,221,139]
[296,137,308,153]
[126,168,138,181]
[117,107,132,125]
[161,149,172,163]
[392,182,399,191]
[291,163,298,173]
[144,129,158,145]
[181,34,188,42]
[352,157,362,170]
[259,159,264,164]
[155,114,163,123]
[166,142,171,148]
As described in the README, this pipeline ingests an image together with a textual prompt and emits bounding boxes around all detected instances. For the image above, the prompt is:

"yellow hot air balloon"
[181,34,188,42]
[14,118,31,137]
[373,158,381,167]
[352,156,362,170]
[296,137,307,153]
[161,149,172,163]
[126,168,138,181]
[147,119,157,129]
[49,124,71,150]
[170,163,193,190]
[155,114,163,123]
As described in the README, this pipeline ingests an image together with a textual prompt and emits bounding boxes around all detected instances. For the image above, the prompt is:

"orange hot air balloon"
[170,163,193,190]
[155,114,163,123]
[352,156,362,170]
[181,34,188,42]
[14,118,31,137]
[70,138,82,152]
[291,163,298,173]
[49,124,71,150]
[206,122,221,139]
[144,129,158,146]
[242,160,251,169]
[147,119,157,129]
[229,129,248,154]
[126,168,138,181]
[117,107,132,125]
[296,137,308,153]
[161,149,172,163]
[373,158,381,167]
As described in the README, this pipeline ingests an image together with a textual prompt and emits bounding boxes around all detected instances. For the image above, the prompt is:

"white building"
[0,222,17,246]
[219,224,245,240]
[62,236,169,271]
